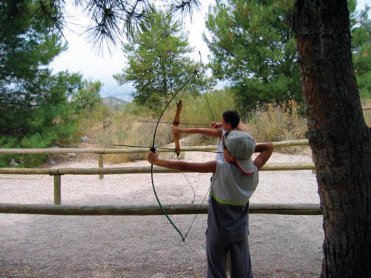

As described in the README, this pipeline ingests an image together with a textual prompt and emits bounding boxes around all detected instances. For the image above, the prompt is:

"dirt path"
[0,152,323,277]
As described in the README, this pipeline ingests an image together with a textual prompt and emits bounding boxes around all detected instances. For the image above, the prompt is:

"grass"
[78,89,238,163]
[246,100,307,142]
[78,91,370,163]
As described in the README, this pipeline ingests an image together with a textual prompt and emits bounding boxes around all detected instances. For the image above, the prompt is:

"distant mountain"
[102,96,129,108]
[100,82,133,102]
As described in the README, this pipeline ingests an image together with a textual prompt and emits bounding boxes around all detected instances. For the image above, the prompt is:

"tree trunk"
[293,0,371,277]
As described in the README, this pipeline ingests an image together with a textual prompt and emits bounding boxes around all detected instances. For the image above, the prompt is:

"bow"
[150,53,215,242]
[150,70,198,242]
[172,99,197,205]
[173,100,182,157]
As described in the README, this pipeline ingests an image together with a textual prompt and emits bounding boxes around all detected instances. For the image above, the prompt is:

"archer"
[172,110,246,161]
[148,127,273,278]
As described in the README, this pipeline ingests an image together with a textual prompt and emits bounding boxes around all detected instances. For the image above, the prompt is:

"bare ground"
[0,151,323,278]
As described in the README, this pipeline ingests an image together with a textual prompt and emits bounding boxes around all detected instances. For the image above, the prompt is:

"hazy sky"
[50,0,214,100]
[50,0,369,100]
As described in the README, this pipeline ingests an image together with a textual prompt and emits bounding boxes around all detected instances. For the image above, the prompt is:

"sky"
[50,0,370,101]
[50,0,214,101]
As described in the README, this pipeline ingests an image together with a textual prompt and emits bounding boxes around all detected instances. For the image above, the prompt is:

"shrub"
[246,100,307,145]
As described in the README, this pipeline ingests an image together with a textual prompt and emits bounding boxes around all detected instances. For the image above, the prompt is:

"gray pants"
[206,232,253,278]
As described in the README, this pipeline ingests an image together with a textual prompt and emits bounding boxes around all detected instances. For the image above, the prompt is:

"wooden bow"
[173,100,182,157]
[150,70,198,242]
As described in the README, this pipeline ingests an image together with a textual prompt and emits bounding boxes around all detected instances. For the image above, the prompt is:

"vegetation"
[1,0,371,276]
[0,1,368,167]
[204,0,301,114]
[1,1,369,166]
[0,1,102,167]
[204,0,370,116]
[247,100,307,142]
[114,7,213,113]
[76,89,307,163]
[350,1,371,99]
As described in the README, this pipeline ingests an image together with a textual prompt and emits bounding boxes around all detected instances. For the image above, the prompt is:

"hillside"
[102,96,129,108]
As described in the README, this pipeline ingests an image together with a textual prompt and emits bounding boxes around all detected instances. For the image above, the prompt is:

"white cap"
[224,130,256,175]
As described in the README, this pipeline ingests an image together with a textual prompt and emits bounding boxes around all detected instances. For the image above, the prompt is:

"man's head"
[222,110,240,131]
[223,130,256,175]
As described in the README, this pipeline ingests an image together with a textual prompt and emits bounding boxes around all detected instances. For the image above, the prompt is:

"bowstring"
[151,69,198,242]
[174,86,196,205]
[151,51,218,242]
[174,51,220,241]
[151,70,198,149]
[203,91,216,123]
[176,74,218,241]
[182,92,221,240]
[173,52,209,239]
[198,50,216,123]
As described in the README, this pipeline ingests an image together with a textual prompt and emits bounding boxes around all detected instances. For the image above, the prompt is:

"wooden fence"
[0,139,310,177]
[0,139,321,215]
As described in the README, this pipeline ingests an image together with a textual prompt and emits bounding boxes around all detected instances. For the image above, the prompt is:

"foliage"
[362,99,371,126]
[204,0,369,115]
[0,0,64,89]
[349,1,371,99]
[114,6,213,113]
[78,102,111,137]
[84,104,172,163]
[0,71,83,167]
[204,0,301,115]
[72,80,103,112]
[173,88,236,126]
[77,89,310,163]
[78,88,236,162]
[30,0,201,50]
[246,100,306,143]
[0,1,103,167]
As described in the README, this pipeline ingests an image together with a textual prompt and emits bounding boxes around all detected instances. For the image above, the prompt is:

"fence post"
[98,153,104,179]
[53,175,61,205]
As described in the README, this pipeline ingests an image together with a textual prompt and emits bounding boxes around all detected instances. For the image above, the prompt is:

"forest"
[0,0,369,167]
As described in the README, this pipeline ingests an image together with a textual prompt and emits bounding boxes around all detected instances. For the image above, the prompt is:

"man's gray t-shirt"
[208,160,258,242]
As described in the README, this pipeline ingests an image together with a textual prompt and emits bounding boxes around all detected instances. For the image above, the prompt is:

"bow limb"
[150,72,197,242]
[150,164,186,241]
[172,100,182,157]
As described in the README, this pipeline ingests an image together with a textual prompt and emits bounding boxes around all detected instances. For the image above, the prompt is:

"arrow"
[137,120,210,126]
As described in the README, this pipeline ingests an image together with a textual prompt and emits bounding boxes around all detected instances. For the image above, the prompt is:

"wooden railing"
[0,203,321,215]
[0,139,309,178]
[2,105,370,216]
[0,139,320,215]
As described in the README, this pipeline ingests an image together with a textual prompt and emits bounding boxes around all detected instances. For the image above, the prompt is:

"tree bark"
[294,0,371,277]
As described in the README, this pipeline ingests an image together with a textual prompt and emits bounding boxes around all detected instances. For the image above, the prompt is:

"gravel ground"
[0,152,323,277]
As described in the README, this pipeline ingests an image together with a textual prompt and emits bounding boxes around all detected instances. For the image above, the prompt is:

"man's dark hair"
[222,110,240,128]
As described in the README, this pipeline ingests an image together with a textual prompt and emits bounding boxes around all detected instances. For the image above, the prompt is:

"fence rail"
[0,139,309,154]
[0,138,311,180]
[0,139,319,215]
[0,162,315,175]
[0,203,321,215]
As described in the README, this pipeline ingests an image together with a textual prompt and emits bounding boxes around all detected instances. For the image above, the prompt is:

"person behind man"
[173,110,246,274]
[172,110,245,161]
[147,127,273,277]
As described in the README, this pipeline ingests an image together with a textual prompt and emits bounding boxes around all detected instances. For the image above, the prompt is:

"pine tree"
[114,7,212,111]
